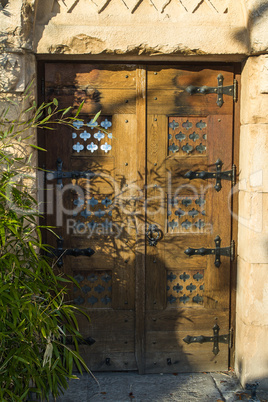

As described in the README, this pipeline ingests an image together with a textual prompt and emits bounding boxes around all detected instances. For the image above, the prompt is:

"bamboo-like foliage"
[0,85,99,401]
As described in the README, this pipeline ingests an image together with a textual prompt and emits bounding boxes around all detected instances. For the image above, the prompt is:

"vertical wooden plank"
[229,66,241,368]
[135,66,146,374]
[146,114,167,311]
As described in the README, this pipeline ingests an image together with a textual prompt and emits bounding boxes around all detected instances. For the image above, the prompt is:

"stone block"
[241,56,268,124]
[0,53,25,92]
[237,190,265,234]
[236,257,268,326]
[237,194,268,263]
[239,124,268,192]
[235,317,268,390]
[246,0,268,53]
[34,0,248,55]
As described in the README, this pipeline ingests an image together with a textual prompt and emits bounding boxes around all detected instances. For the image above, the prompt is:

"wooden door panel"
[145,66,234,373]
[40,63,234,373]
[147,66,234,90]
[45,63,137,89]
[43,64,140,371]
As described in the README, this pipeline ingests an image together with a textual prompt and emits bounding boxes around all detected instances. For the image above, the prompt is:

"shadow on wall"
[233,1,268,48]
[236,358,268,393]
[0,0,11,17]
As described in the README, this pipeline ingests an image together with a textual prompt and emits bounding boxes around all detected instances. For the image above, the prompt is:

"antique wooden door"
[39,63,235,373]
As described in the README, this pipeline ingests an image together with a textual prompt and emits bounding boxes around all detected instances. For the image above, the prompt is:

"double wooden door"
[39,62,235,373]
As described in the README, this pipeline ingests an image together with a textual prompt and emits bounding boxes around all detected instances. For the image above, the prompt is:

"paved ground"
[48,371,268,402]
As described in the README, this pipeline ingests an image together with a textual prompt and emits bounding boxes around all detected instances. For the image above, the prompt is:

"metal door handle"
[146,224,162,247]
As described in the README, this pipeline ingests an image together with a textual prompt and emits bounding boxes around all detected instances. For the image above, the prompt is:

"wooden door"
[39,63,235,373]
[145,65,234,372]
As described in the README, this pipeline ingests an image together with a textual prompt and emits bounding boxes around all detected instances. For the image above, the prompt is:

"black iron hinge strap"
[46,158,94,187]
[183,324,230,356]
[185,235,235,268]
[185,74,237,107]
[46,237,95,267]
[184,159,236,192]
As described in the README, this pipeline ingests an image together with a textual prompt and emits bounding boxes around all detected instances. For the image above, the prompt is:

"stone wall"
[0,0,268,391]
[236,54,268,389]
[34,0,248,56]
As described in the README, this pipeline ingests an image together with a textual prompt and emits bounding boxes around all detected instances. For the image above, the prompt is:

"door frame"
[37,60,240,373]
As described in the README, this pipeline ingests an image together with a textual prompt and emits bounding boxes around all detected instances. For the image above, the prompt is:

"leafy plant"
[0,86,96,401]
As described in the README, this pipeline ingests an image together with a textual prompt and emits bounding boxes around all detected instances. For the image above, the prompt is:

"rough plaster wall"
[0,0,268,391]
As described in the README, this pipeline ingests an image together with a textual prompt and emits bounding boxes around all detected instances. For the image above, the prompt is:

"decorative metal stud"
[87,142,98,153]
[167,295,177,304]
[74,274,84,283]
[94,131,105,141]
[180,272,190,282]
[168,219,178,230]
[188,208,199,217]
[101,197,112,207]
[101,295,112,305]
[175,132,186,141]
[73,142,84,153]
[73,120,84,129]
[173,283,183,293]
[169,120,179,130]
[182,143,194,154]
[73,197,84,207]
[194,219,205,229]
[101,119,112,130]
[102,273,112,283]
[94,284,105,294]
[87,274,98,282]
[182,198,192,207]
[179,294,190,304]
[193,272,203,281]
[189,132,199,142]
[101,142,112,153]
[87,119,98,129]
[182,120,193,130]
[88,197,99,207]
[80,130,91,141]
[167,272,177,282]
[168,143,179,153]
[175,208,185,218]
[74,296,85,305]
[81,285,91,294]
[186,283,196,293]
[181,219,192,229]
[193,294,203,304]
[81,209,92,218]
[196,143,206,153]
[196,120,207,129]
[94,209,106,218]
[195,197,205,206]
[87,296,98,305]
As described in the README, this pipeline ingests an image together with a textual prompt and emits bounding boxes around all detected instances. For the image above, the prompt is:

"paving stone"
[49,372,268,402]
